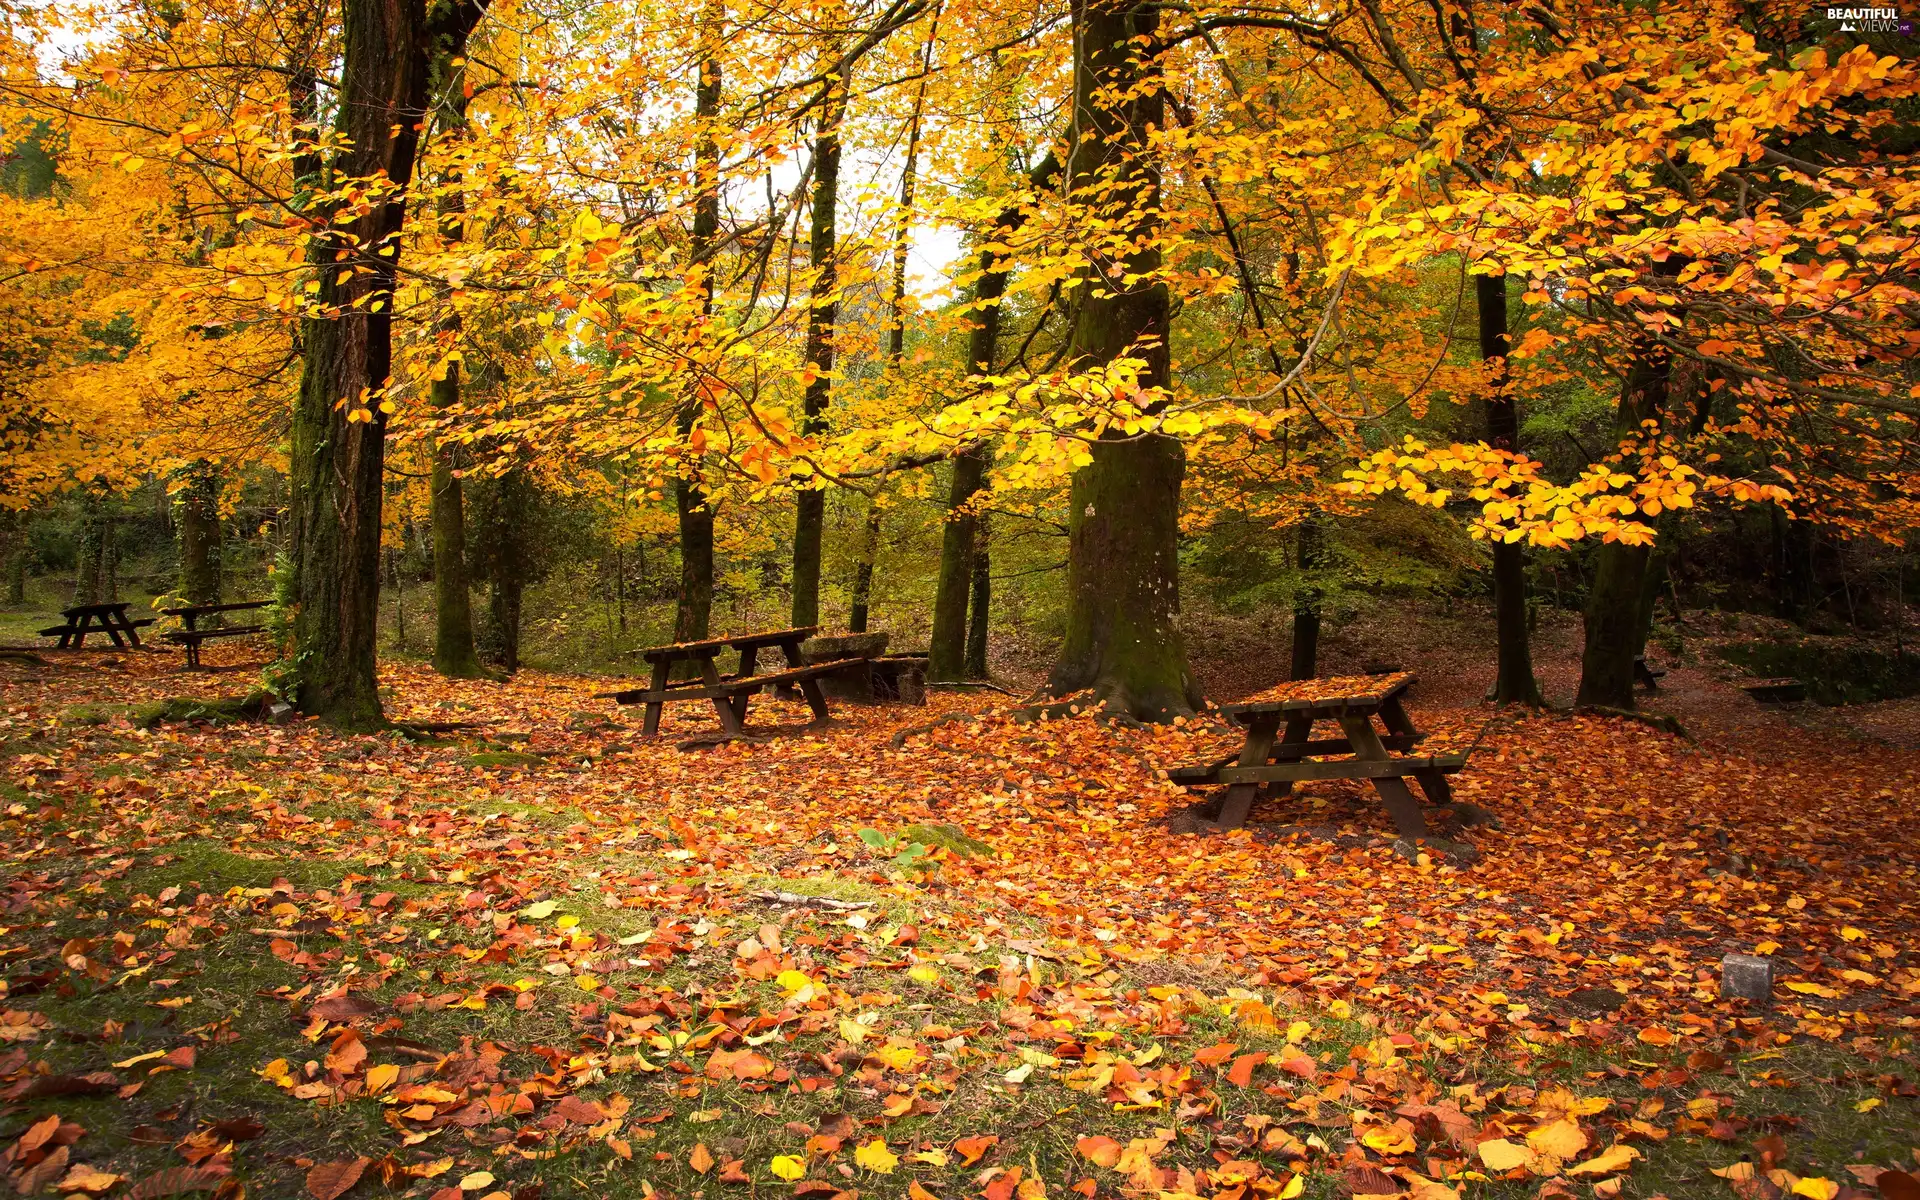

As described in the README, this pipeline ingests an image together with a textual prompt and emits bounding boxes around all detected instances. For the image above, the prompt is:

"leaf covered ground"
[0,648,1915,1200]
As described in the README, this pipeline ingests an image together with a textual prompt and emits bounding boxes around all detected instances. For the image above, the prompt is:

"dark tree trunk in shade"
[675,6,721,644]
[1577,335,1678,709]
[177,465,222,608]
[1478,273,1545,706]
[848,503,881,634]
[1046,0,1200,718]
[285,0,487,728]
[1290,519,1321,680]
[928,451,984,680]
[965,516,990,679]
[790,79,846,630]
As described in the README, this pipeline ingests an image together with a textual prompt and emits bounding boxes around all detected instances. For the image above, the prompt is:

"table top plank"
[1217,671,1415,718]
[161,599,272,617]
[725,625,820,651]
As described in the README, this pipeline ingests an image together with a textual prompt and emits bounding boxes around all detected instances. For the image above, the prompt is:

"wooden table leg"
[701,655,745,735]
[643,660,670,736]
[1216,714,1281,828]
[1337,711,1429,838]
[1380,696,1453,805]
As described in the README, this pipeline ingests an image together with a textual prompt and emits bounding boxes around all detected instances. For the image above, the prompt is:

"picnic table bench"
[160,600,272,668]
[39,602,154,649]
[1170,672,1471,838]
[596,626,877,737]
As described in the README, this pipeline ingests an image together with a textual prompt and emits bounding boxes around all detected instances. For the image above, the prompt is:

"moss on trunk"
[177,465,222,609]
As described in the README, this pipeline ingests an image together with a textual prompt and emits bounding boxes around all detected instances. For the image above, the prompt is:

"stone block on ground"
[1721,953,1775,1003]
[801,632,890,663]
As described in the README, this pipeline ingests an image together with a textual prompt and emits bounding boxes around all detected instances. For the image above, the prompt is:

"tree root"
[1575,704,1692,740]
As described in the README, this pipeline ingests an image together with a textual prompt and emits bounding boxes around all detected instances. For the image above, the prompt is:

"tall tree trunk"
[928,153,1057,677]
[1290,518,1321,680]
[429,57,484,679]
[177,464,223,608]
[1576,325,1677,709]
[1046,0,1199,718]
[852,21,934,638]
[285,0,487,727]
[790,74,846,630]
[965,516,990,678]
[848,503,881,633]
[1478,273,1545,705]
[675,1,721,644]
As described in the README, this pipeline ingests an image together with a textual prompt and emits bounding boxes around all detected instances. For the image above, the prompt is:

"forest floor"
[0,620,1915,1200]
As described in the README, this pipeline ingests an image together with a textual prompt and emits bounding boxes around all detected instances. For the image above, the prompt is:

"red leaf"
[953,1135,998,1166]
[306,1157,368,1200]
[310,994,378,1022]
[1880,1172,1920,1200]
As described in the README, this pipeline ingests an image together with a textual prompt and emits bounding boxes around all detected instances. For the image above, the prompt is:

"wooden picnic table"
[159,599,272,668]
[1170,672,1471,837]
[39,602,154,649]
[597,626,877,737]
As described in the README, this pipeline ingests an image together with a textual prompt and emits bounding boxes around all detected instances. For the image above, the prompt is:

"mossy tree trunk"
[479,468,532,675]
[177,464,223,608]
[285,0,487,729]
[675,5,721,644]
[965,516,990,679]
[73,500,109,605]
[1045,0,1199,719]
[790,77,845,630]
[1478,274,1545,706]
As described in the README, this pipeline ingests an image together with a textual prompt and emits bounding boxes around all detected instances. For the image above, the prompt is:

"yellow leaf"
[1792,1179,1839,1200]
[523,901,557,919]
[776,970,813,992]
[1567,1144,1639,1176]
[1286,1020,1311,1044]
[908,965,940,985]
[855,1140,899,1174]
[1855,1098,1882,1113]
[770,1155,806,1181]
[365,1063,399,1094]
[576,974,603,992]
[459,1171,495,1191]
[1278,1174,1304,1199]
[1477,1139,1533,1172]
[1838,926,1865,942]
[1526,1118,1588,1160]
[1785,981,1840,999]
[1362,1126,1416,1155]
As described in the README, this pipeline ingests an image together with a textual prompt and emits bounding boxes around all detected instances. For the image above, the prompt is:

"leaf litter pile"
[0,652,1916,1199]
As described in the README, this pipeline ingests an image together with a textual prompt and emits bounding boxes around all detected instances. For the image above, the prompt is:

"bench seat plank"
[1215,752,1469,785]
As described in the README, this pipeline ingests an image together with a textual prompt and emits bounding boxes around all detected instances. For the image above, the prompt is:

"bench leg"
[797,678,831,725]
[1337,713,1429,839]
[1379,696,1452,806]
[699,657,745,735]
[1216,715,1281,829]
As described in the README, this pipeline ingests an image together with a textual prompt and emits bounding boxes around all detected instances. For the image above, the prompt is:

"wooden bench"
[597,626,878,736]
[40,603,154,649]
[159,600,273,668]
[1170,672,1476,837]
[1739,677,1806,705]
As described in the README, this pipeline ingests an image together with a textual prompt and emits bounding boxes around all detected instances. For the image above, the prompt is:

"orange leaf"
[1226,1052,1268,1087]
[690,1144,715,1175]
[954,1136,997,1166]
[1076,1137,1123,1168]
[909,1182,942,1200]
[1193,1042,1238,1067]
